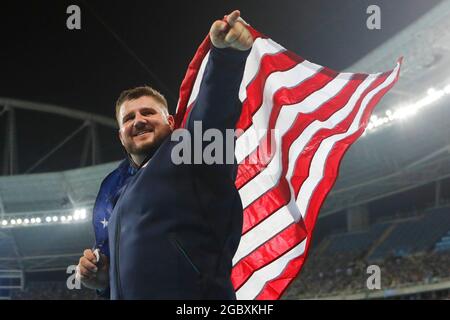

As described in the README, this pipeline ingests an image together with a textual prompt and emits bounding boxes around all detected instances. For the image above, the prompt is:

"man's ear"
[167,115,175,131]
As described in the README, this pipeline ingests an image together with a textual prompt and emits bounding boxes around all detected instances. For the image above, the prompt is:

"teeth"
[136,130,152,136]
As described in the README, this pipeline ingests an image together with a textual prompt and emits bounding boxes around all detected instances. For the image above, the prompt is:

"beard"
[124,130,169,158]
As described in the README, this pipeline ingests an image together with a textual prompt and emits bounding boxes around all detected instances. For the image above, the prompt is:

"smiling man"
[76,10,253,299]
[116,87,174,166]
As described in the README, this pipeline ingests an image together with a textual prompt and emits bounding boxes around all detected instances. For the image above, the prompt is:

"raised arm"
[186,10,253,133]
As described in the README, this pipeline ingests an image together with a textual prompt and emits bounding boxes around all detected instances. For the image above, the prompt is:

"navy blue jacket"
[94,46,250,299]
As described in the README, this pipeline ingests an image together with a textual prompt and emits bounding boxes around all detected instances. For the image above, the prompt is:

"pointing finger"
[226,10,240,27]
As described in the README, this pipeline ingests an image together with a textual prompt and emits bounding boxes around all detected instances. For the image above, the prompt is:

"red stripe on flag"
[175,35,211,129]
[180,101,195,129]
[232,221,307,291]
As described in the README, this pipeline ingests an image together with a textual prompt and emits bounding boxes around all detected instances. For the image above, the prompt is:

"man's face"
[118,96,174,157]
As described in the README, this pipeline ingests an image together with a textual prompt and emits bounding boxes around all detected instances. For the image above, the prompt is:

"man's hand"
[210,10,253,51]
[76,249,109,290]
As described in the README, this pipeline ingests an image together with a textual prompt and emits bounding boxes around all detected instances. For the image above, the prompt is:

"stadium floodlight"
[444,84,450,94]
[365,82,450,135]
[0,212,90,228]
[79,208,87,220]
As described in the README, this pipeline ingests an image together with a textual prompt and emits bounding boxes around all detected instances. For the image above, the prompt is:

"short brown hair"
[115,86,169,123]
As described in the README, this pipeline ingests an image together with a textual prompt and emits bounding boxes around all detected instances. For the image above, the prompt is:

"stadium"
[1,1,450,300]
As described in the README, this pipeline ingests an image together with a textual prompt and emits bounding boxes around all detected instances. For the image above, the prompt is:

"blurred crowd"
[284,250,450,299]
[11,281,101,300]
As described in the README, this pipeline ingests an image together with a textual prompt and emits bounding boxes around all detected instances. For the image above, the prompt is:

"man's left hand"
[210,10,253,51]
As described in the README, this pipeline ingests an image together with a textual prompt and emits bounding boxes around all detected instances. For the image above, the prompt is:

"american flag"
[174,25,401,300]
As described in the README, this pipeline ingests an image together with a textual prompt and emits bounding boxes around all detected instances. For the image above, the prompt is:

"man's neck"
[129,147,157,169]
[130,154,147,168]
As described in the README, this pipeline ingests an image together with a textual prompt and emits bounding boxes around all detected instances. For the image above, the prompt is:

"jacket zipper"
[114,209,124,299]
[170,236,201,275]
[114,177,134,299]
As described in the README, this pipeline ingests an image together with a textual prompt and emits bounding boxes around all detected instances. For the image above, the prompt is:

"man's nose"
[133,114,146,128]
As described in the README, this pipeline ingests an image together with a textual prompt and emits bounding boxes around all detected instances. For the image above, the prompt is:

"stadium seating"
[322,223,390,255]
[369,207,450,260]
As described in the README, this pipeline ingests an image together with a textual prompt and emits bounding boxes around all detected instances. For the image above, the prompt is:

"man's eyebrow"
[141,106,160,111]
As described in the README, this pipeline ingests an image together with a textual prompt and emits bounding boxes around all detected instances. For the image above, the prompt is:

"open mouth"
[133,128,154,137]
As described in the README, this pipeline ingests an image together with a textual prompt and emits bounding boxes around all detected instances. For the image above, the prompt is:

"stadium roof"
[324,0,450,215]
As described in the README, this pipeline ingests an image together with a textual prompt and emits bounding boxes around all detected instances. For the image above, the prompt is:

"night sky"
[0,0,441,173]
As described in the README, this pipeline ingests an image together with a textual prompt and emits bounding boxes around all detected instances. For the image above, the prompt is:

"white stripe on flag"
[186,52,210,108]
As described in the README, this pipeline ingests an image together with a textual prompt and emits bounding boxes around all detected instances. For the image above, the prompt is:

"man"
[77,10,253,299]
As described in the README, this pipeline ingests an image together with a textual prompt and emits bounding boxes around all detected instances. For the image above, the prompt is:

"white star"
[100,218,108,229]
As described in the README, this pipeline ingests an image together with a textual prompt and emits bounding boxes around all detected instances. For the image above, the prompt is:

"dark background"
[0,0,441,172]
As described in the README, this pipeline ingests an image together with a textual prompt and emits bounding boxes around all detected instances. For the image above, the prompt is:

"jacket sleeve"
[186,45,250,134]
